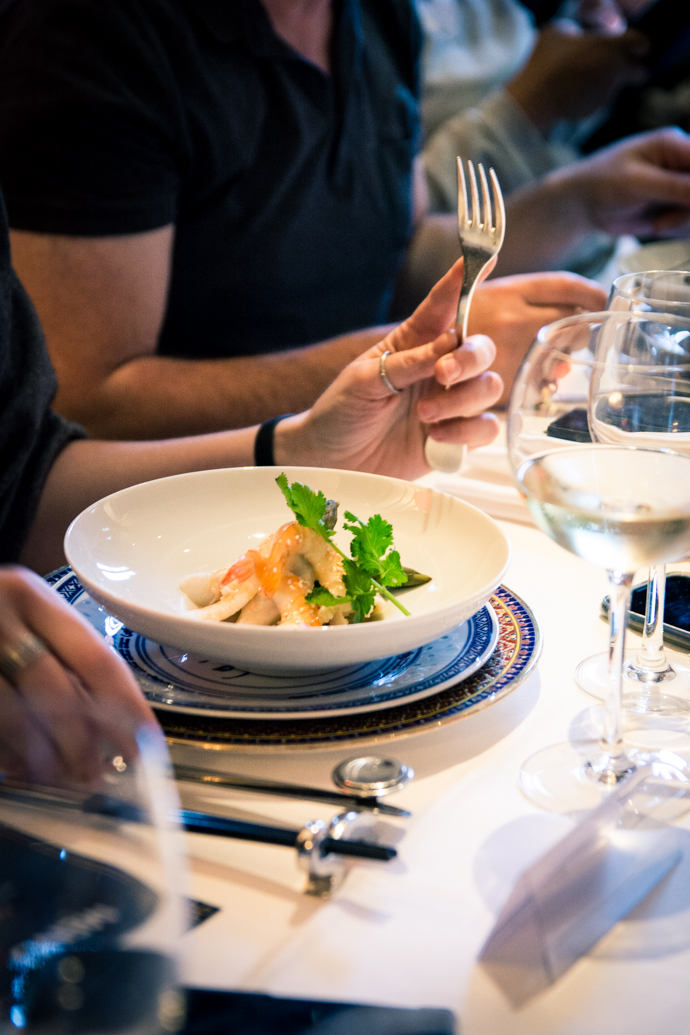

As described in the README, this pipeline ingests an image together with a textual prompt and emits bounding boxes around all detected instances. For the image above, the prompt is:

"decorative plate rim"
[47,566,499,718]
[111,606,498,719]
[46,566,541,753]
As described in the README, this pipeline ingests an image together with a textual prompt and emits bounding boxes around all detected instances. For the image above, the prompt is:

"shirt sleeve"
[422,88,617,276]
[423,88,578,211]
[0,0,184,235]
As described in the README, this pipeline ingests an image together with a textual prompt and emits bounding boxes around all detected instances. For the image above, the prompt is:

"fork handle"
[424,254,490,473]
[456,251,491,340]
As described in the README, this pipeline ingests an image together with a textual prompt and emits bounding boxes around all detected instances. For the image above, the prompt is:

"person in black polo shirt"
[0,0,606,441]
[0,145,507,783]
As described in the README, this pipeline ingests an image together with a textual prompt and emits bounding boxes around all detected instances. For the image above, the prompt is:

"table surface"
[173,504,690,1034]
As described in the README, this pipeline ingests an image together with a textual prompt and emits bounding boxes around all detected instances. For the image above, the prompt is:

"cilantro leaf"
[276,475,410,621]
[376,549,407,588]
[306,586,352,608]
[343,512,407,588]
[276,473,334,541]
[342,559,377,624]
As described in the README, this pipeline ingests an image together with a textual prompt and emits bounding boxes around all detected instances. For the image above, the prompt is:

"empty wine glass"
[576,271,690,712]
[0,699,186,1035]
[508,310,690,813]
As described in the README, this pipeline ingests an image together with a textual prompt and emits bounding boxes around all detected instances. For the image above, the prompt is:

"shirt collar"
[193,0,358,66]
[193,0,287,54]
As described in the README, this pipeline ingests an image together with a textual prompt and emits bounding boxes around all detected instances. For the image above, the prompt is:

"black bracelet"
[254,414,295,466]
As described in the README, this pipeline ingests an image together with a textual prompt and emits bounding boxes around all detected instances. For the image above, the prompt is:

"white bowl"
[64,467,511,674]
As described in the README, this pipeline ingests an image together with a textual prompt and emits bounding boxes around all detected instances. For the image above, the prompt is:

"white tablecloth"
[173,495,690,1034]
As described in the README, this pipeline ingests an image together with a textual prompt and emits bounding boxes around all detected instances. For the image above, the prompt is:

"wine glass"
[0,699,186,1035]
[577,271,690,712]
[508,310,690,813]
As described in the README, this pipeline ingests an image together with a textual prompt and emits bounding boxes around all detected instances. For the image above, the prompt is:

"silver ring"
[379,350,402,395]
[0,631,47,682]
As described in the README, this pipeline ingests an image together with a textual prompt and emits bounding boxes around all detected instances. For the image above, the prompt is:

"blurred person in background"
[0,0,605,441]
[419,0,690,278]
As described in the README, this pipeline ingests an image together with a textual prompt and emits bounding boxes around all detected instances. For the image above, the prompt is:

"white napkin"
[478,762,690,1007]
[418,425,532,524]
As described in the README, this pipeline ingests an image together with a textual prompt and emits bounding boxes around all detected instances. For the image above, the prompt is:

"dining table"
[164,434,690,1035]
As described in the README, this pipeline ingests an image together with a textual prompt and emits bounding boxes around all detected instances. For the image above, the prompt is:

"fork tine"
[467,160,480,230]
[477,163,492,232]
[456,156,468,229]
[489,166,505,245]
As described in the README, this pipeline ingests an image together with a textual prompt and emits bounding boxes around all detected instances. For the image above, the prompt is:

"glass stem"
[603,570,634,752]
[635,563,668,670]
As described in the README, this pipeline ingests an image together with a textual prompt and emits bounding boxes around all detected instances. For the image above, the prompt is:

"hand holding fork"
[424,158,506,473]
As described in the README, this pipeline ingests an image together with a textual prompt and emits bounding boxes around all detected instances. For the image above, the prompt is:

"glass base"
[518,736,690,814]
[576,648,690,715]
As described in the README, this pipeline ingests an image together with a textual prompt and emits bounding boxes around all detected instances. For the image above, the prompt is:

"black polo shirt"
[0,0,421,358]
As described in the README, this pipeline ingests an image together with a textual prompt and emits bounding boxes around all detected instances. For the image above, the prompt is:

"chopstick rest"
[479,761,690,1007]
[180,808,396,897]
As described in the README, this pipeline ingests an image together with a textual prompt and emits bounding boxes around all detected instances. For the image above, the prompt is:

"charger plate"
[47,567,540,751]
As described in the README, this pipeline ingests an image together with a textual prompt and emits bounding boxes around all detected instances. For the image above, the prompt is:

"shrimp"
[236,593,280,626]
[273,573,321,627]
[188,553,262,622]
[182,521,349,626]
[290,525,346,597]
[185,523,298,622]
[179,568,226,609]
[285,525,352,624]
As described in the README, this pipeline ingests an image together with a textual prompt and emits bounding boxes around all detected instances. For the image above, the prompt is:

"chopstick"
[0,784,396,861]
[179,809,396,860]
[173,762,411,818]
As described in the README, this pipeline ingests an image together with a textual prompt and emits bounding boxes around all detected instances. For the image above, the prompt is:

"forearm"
[19,427,259,573]
[56,329,391,440]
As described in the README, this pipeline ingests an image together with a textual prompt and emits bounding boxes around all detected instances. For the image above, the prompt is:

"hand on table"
[469,273,607,405]
[0,566,155,783]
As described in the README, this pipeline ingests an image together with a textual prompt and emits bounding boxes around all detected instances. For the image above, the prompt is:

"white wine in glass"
[509,311,690,813]
[578,273,690,713]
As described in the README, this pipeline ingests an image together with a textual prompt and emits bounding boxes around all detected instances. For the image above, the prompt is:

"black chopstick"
[179,809,396,861]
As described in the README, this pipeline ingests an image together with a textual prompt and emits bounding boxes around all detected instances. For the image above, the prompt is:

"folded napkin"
[417,429,532,525]
[479,762,690,1007]
[184,988,455,1035]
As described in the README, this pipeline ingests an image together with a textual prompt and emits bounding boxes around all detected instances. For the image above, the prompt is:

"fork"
[424,158,506,473]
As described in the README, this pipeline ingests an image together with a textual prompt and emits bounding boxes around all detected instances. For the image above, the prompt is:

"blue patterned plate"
[47,567,498,719]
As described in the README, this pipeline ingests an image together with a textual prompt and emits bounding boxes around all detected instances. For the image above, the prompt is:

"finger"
[521,304,602,328]
[0,678,43,780]
[4,567,154,726]
[434,334,497,388]
[488,272,607,311]
[418,371,504,424]
[651,206,690,233]
[8,644,105,782]
[426,412,501,450]
[376,328,459,393]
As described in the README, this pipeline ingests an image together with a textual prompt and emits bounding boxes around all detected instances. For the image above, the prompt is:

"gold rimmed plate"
[47,568,540,752]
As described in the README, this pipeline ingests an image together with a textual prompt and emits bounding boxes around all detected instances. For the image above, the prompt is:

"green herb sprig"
[276,473,410,622]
